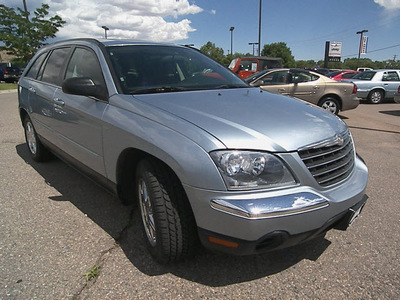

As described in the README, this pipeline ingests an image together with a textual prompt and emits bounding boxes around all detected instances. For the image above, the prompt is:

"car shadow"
[380,110,400,117]
[16,144,332,286]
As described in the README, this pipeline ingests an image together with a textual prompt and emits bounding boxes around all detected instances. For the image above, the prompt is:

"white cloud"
[2,0,203,42]
[374,0,400,10]
[210,9,217,15]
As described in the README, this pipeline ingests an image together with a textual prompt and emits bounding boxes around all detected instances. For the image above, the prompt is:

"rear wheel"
[23,115,51,162]
[368,89,383,104]
[136,159,197,263]
[319,97,340,114]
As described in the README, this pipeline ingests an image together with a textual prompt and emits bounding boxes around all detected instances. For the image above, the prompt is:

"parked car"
[245,68,359,114]
[307,68,332,75]
[0,66,21,83]
[346,69,400,104]
[228,56,283,79]
[326,70,360,81]
[357,67,373,72]
[394,85,400,103]
[18,39,368,263]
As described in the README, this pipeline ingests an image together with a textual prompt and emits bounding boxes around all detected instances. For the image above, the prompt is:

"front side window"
[41,47,71,85]
[255,71,289,85]
[106,45,248,94]
[65,47,106,89]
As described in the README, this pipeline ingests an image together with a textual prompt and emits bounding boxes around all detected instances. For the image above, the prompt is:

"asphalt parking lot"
[1,90,399,299]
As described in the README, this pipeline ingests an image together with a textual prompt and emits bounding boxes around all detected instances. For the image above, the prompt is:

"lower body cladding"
[185,159,368,255]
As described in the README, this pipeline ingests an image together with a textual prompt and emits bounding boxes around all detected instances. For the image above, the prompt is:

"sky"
[2,0,400,62]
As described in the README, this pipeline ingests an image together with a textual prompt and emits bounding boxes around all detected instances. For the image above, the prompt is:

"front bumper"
[184,155,368,255]
[198,195,368,255]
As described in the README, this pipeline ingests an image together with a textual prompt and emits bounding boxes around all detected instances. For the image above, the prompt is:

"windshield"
[352,71,376,80]
[106,45,248,94]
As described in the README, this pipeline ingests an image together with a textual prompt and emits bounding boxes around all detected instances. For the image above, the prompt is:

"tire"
[23,115,51,162]
[368,89,383,104]
[319,97,340,115]
[136,159,197,263]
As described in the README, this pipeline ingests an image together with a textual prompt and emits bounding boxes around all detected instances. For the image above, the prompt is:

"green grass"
[0,83,18,90]
[84,265,101,282]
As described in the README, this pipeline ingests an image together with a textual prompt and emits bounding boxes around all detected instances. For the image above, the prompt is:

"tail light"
[352,84,358,94]
[398,85,400,93]
[3,69,8,74]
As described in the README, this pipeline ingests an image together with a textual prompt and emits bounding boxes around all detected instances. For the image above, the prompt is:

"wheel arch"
[368,88,386,98]
[115,147,193,214]
[19,108,28,126]
[318,94,342,110]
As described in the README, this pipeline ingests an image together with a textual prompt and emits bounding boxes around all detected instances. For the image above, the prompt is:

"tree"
[261,42,296,68]
[0,4,65,65]
[200,41,226,64]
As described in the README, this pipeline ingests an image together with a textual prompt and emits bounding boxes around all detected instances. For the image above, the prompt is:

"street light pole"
[258,0,262,56]
[230,26,235,55]
[102,26,109,39]
[356,29,368,69]
[249,42,258,56]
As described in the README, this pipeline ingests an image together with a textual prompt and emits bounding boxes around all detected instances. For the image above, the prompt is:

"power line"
[342,43,400,58]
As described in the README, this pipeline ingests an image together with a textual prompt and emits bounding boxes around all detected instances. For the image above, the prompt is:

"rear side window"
[382,71,400,82]
[26,52,48,79]
[41,47,71,85]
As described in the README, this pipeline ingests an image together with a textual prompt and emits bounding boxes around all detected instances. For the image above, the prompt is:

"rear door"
[290,70,325,104]
[382,71,400,98]
[52,46,108,176]
[25,47,72,147]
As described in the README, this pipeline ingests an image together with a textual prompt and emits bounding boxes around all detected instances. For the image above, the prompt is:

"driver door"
[257,70,293,96]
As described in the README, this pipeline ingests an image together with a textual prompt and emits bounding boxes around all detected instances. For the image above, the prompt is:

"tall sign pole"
[356,30,368,69]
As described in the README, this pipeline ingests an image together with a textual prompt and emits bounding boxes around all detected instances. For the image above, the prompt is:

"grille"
[298,132,355,187]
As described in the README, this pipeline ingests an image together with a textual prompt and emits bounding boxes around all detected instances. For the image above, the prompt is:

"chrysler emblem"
[335,135,344,146]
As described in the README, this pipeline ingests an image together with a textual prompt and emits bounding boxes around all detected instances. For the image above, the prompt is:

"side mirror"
[62,77,107,101]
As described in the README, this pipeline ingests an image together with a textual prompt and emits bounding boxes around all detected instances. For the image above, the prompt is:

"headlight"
[210,151,296,190]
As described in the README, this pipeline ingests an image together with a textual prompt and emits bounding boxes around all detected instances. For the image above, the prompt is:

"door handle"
[53,98,65,107]
[28,87,36,94]
[278,88,286,92]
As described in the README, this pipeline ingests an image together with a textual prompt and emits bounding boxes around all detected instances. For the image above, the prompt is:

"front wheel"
[319,97,340,114]
[136,159,197,264]
[368,90,383,104]
[23,115,51,162]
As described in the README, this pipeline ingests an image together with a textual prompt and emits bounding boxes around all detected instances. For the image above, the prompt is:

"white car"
[348,69,400,104]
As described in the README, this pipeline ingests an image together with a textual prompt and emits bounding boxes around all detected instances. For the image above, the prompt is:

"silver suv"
[18,39,368,263]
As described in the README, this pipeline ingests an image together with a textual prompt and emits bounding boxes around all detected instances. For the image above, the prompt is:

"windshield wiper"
[214,84,247,89]
[131,86,188,94]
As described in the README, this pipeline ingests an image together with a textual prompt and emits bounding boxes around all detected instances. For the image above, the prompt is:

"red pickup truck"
[228,56,282,79]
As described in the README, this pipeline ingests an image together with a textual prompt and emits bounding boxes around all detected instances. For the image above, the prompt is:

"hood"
[133,88,348,152]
